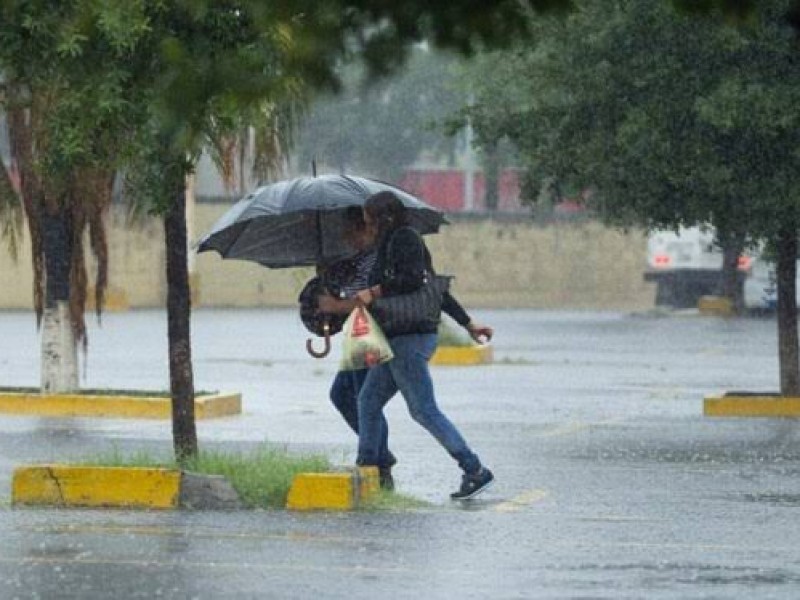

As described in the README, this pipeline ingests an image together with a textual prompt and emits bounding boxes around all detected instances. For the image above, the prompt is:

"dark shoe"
[379,467,395,491]
[450,468,494,500]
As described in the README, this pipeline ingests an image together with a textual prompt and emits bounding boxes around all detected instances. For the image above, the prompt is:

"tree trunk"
[164,182,198,462]
[717,233,745,314]
[776,223,799,396]
[41,302,78,392]
[40,207,78,392]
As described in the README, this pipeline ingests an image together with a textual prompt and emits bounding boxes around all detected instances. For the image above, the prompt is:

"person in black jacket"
[323,191,494,500]
[317,206,492,493]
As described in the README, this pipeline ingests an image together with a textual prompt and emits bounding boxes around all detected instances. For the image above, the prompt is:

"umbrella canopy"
[197,174,446,268]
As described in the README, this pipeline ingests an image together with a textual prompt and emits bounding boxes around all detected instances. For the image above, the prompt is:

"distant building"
[398,168,524,213]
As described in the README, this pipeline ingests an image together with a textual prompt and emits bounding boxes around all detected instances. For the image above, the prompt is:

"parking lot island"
[0,389,241,419]
[704,392,800,418]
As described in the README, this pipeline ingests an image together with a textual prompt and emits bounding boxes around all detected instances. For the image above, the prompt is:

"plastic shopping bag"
[340,306,394,371]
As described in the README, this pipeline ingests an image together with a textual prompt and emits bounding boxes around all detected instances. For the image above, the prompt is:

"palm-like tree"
[1,75,115,392]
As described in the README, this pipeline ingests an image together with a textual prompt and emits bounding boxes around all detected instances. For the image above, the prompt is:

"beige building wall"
[0,204,656,311]
[0,230,34,310]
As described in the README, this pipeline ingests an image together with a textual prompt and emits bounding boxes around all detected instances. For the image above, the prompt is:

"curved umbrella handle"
[306,322,331,358]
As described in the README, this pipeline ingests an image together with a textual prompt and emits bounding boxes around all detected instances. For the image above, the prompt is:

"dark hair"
[364,191,408,237]
[342,206,366,231]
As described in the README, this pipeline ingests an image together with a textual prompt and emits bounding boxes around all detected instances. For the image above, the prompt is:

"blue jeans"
[356,333,481,475]
[330,369,396,469]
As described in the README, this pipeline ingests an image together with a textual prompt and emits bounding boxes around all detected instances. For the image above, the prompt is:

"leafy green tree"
[0,2,139,391]
[1,0,559,460]
[467,0,800,392]
[115,0,557,459]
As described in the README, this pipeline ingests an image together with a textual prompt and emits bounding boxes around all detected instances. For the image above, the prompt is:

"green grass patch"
[85,445,331,509]
[360,489,433,511]
[83,447,173,468]
[184,448,330,508]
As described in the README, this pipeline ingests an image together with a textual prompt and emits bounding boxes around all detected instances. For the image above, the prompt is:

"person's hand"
[316,294,341,314]
[354,285,381,306]
[466,321,493,344]
[354,288,373,305]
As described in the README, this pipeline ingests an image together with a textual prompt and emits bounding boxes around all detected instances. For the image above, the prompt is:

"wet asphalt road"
[0,308,799,599]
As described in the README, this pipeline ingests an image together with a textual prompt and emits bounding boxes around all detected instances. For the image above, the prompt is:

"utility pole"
[463,95,476,212]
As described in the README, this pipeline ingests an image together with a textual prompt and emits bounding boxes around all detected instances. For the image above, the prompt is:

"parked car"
[645,226,799,311]
[644,227,753,308]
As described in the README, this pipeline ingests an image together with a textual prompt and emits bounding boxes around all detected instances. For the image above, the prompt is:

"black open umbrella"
[197,174,446,268]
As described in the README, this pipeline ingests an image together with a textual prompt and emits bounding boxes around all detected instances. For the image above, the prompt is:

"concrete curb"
[13,465,381,511]
[704,394,800,418]
[13,466,182,509]
[286,466,379,511]
[12,466,242,510]
[430,344,493,366]
[0,391,241,420]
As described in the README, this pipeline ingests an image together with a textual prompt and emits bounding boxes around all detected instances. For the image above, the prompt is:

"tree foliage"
[0,0,146,344]
[465,0,800,238]
[463,0,800,390]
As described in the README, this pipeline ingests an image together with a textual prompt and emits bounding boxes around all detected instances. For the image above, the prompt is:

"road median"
[0,389,241,419]
[12,464,381,511]
[704,393,800,418]
[430,344,493,366]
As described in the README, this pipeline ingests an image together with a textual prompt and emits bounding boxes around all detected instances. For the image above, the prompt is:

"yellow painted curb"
[12,466,181,509]
[0,391,241,420]
[430,344,493,366]
[704,395,800,418]
[195,393,242,419]
[286,466,380,511]
[356,466,380,502]
[286,472,356,511]
[698,295,734,317]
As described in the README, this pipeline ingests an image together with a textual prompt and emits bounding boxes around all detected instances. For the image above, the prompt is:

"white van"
[645,226,759,309]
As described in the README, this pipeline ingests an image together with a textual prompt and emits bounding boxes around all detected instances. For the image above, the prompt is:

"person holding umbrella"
[317,207,493,491]
[313,208,396,488]
[199,175,492,495]
[319,191,494,500]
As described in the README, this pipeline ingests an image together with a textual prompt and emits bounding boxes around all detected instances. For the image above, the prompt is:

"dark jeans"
[356,333,481,475]
[329,368,396,469]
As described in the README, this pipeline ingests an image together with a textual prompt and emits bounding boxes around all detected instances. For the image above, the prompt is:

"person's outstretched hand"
[466,321,493,344]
